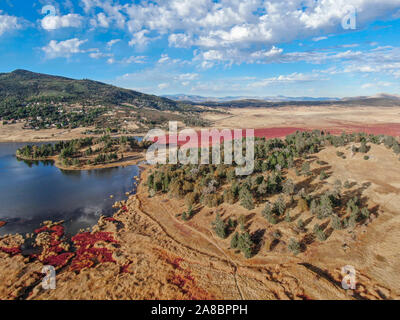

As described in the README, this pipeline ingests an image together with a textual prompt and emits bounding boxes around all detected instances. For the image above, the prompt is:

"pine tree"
[285,210,291,222]
[239,187,255,210]
[283,179,295,196]
[274,196,286,216]
[230,232,239,249]
[238,232,254,259]
[212,213,228,239]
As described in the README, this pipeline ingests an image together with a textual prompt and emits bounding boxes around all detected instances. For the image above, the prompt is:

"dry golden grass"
[203,105,400,132]
[1,142,399,300]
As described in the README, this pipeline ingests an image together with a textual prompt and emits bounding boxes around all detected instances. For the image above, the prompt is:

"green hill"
[0,69,181,111]
[0,70,209,131]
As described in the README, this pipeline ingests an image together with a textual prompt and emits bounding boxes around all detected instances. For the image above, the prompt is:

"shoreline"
[15,152,146,171]
[1,144,400,299]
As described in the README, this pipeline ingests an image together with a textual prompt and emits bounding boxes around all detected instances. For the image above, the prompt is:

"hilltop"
[0,69,181,111]
[0,70,208,135]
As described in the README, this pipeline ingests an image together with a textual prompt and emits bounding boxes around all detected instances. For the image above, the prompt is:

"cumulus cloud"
[106,39,120,49]
[42,38,87,58]
[248,72,327,88]
[158,83,170,90]
[107,55,147,64]
[362,81,392,89]
[80,0,400,65]
[0,11,22,36]
[128,30,152,49]
[41,14,83,30]
[194,46,283,66]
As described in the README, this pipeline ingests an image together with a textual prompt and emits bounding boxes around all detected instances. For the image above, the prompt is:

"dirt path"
[135,195,245,299]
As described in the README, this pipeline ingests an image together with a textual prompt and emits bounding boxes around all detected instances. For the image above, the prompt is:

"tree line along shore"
[15,135,152,170]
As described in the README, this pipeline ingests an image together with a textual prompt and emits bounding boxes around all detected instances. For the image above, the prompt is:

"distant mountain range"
[163,93,400,104]
[163,94,341,103]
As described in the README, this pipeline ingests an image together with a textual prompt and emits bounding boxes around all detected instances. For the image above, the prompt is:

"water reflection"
[0,142,140,236]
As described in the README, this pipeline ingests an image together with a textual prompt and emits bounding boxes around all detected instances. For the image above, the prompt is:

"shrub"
[313,224,327,241]
[361,207,370,220]
[301,162,311,176]
[184,192,197,208]
[297,219,305,232]
[284,211,291,222]
[331,214,342,230]
[288,238,301,255]
[320,170,328,180]
[223,189,236,204]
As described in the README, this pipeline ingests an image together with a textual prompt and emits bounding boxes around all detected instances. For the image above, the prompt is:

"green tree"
[212,213,228,239]
[238,232,254,259]
[230,232,239,249]
[239,187,255,210]
[282,179,295,196]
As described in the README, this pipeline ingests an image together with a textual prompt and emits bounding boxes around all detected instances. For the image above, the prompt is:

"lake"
[0,142,140,236]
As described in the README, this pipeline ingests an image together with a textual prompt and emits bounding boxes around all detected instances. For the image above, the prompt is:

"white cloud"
[249,72,326,88]
[96,12,109,28]
[107,55,147,64]
[158,83,170,90]
[106,39,120,49]
[42,38,87,59]
[73,0,400,66]
[128,30,152,49]
[175,73,199,81]
[362,81,392,89]
[312,36,328,42]
[0,11,22,36]
[88,49,113,59]
[41,14,83,30]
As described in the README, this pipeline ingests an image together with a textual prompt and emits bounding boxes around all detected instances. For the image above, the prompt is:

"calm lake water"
[0,142,140,236]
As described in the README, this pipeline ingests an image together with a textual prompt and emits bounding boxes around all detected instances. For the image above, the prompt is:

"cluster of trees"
[0,100,106,129]
[17,137,94,159]
[212,213,235,239]
[147,162,286,211]
[262,196,286,224]
[383,135,400,155]
[230,231,255,258]
[145,130,399,257]
[16,135,144,167]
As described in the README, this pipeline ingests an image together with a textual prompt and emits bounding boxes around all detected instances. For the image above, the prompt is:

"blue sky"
[0,0,400,97]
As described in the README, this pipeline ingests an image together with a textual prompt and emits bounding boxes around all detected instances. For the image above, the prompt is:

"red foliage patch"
[0,246,21,256]
[33,224,72,267]
[69,232,117,272]
[43,252,75,268]
[71,232,117,247]
[34,225,64,238]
